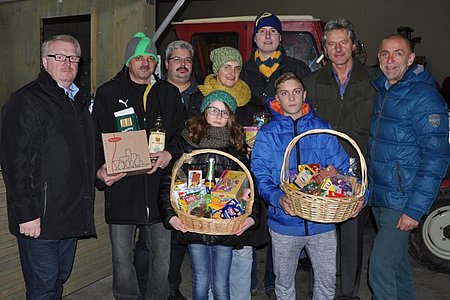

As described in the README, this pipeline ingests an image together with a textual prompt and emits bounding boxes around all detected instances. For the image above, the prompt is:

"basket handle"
[279,129,367,189]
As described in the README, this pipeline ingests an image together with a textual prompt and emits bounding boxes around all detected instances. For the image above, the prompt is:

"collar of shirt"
[58,82,80,99]
[332,66,353,97]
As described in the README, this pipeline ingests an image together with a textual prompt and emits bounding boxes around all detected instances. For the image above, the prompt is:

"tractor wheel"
[409,189,450,274]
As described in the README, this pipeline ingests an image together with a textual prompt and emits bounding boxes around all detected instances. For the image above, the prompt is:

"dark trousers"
[336,207,368,300]
[134,227,187,294]
[168,230,187,291]
[250,239,276,292]
[17,237,77,300]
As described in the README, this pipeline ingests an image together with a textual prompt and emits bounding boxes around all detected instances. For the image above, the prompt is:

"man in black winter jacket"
[303,19,379,300]
[94,32,186,300]
[1,34,96,299]
[240,12,311,107]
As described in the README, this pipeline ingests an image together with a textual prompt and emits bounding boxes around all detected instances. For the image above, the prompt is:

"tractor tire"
[409,189,450,274]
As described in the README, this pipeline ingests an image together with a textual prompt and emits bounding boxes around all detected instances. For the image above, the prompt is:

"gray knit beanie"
[124,32,158,66]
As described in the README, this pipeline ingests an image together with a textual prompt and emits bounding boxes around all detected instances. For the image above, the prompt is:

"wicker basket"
[280,129,367,223]
[170,149,254,235]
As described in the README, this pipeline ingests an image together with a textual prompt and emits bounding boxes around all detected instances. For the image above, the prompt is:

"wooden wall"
[0,0,156,298]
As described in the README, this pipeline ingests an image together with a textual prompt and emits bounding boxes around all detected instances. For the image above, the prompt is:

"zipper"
[43,181,48,217]
[394,161,403,193]
[293,118,309,236]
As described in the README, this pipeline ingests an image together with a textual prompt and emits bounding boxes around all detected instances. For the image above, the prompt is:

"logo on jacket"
[119,99,129,108]
[428,114,441,128]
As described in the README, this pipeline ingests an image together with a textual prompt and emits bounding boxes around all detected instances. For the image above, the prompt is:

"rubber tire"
[409,189,450,274]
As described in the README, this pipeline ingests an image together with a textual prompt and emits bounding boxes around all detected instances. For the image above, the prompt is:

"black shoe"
[168,289,187,300]
[265,288,277,300]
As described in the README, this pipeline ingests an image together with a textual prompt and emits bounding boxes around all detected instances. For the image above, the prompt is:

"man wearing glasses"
[94,32,186,300]
[165,40,199,111]
[1,35,96,298]
[241,11,311,106]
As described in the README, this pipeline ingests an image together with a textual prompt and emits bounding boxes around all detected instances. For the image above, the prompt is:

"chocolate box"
[211,170,248,206]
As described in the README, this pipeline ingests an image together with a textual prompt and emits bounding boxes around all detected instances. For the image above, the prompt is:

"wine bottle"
[205,157,216,194]
[148,112,166,162]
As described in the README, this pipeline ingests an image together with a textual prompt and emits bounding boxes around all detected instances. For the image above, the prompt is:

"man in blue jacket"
[368,34,449,300]
[251,72,355,300]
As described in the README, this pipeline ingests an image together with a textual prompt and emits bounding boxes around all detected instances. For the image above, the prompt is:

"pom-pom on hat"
[253,12,283,39]
[210,46,243,74]
[200,90,237,114]
[124,32,158,67]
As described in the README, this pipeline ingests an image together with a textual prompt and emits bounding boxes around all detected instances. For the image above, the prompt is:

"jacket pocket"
[42,181,48,217]
[392,162,404,194]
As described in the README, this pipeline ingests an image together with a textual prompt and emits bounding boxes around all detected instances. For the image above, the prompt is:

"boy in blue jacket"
[251,72,353,300]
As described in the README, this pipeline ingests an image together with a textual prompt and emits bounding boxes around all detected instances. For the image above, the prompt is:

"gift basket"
[280,129,367,223]
[170,149,254,235]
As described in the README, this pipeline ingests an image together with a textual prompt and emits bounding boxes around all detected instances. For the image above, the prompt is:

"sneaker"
[168,289,187,300]
[265,288,277,300]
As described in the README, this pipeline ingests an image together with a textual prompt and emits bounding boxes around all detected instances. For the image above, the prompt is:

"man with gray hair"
[165,40,198,110]
[303,18,379,300]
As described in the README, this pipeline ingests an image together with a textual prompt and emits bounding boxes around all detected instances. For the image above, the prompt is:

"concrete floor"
[64,218,449,300]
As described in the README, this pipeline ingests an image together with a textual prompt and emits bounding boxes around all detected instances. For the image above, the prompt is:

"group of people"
[1,10,449,300]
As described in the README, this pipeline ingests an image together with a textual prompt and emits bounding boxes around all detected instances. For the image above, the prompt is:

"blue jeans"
[189,243,233,300]
[369,207,416,300]
[110,223,170,300]
[17,237,77,300]
[230,247,252,300]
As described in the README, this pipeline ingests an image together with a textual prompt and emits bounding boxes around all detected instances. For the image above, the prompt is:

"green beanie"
[124,32,158,66]
[200,90,237,113]
[210,46,243,73]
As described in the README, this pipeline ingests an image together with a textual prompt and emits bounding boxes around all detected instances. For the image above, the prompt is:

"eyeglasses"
[205,106,230,119]
[47,54,81,63]
[168,56,193,64]
[256,28,280,36]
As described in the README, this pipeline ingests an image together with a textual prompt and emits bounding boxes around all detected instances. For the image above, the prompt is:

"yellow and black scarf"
[254,48,283,78]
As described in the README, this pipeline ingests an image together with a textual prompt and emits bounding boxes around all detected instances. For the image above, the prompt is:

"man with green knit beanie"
[94,32,186,300]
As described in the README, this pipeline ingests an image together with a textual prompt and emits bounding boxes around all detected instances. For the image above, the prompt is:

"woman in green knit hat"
[187,46,266,127]
[186,46,269,300]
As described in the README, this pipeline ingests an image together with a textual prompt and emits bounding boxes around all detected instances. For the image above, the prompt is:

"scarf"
[198,74,251,107]
[182,126,231,149]
[254,48,283,78]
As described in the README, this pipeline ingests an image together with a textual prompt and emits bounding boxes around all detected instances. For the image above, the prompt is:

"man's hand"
[280,195,296,216]
[169,216,187,233]
[148,150,172,174]
[96,164,126,186]
[396,213,419,231]
[19,218,41,238]
[234,217,255,236]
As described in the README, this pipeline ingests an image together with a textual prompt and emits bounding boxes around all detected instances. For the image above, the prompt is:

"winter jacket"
[368,64,449,221]
[251,98,350,236]
[94,67,186,225]
[303,59,379,160]
[158,134,264,248]
[240,50,311,106]
[1,70,96,239]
